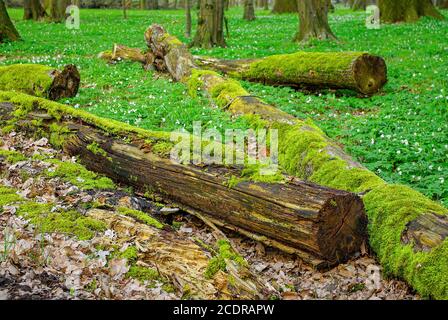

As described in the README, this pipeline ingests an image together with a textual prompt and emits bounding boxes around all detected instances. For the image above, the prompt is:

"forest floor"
[2,6,447,207]
[0,131,417,300]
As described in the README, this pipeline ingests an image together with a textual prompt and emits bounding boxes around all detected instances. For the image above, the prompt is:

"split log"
[140,25,448,299]
[0,91,368,270]
[0,64,80,100]
[87,209,263,299]
[195,52,387,95]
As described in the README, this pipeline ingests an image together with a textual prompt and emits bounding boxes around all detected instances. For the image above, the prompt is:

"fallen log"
[194,52,387,95]
[0,64,80,100]
[98,44,155,70]
[140,25,448,299]
[0,91,368,270]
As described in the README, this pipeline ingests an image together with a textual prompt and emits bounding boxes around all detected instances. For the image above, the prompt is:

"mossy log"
[141,25,448,299]
[0,91,368,270]
[98,44,155,70]
[0,64,80,100]
[195,52,387,95]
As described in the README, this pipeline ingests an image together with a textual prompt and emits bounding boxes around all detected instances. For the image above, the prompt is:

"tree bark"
[296,0,336,42]
[243,0,256,20]
[195,51,387,95]
[23,0,47,21]
[47,0,70,22]
[185,0,192,37]
[0,0,20,43]
[0,93,368,270]
[0,64,80,100]
[191,0,226,48]
[378,0,444,23]
[272,0,297,13]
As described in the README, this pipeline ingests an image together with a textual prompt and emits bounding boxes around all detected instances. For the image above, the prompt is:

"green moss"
[151,141,174,157]
[127,265,160,282]
[45,158,115,190]
[0,186,22,207]
[48,123,71,149]
[0,187,107,241]
[117,207,164,229]
[114,245,139,264]
[0,149,26,163]
[86,142,112,161]
[187,69,218,97]
[364,184,448,299]
[0,64,56,98]
[242,51,366,87]
[204,239,248,279]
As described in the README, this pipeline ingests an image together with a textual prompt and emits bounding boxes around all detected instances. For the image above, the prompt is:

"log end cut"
[48,64,81,100]
[353,54,387,95]
[317,193,368,266]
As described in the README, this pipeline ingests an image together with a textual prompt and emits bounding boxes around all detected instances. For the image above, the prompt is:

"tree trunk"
[296,0,336,42]
[0,64,80,100]
[23,0,47,21]
[0,92,369,270]
[436,0,448,9]
[195,51,387,95]
[272,0,297,13]
[191,0,226,48]
[0,0,20,43]
[378,0,444,23]
[48,0,70,22]
[243,0,256,20]
[185,0,191,37]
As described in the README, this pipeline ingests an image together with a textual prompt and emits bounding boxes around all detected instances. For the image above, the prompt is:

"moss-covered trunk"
[142,25,448,299]
[195,51,388,95]
[185,0,192,37]
[23,0,47,21]
[0,0,20,43]
[191,0,226,48]
[296,0,336,42]
[378,0,444,23]
[243,0,256,20]
[271,0,297,13]
[0,64,80,100]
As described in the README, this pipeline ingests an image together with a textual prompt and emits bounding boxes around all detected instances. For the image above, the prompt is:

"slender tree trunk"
[191,0,226,48]
[0,0,20,43]
[295,0,336,42]
[185,0,192,37]
[378,0,444,23]
[243,0,256,20]
[23,0,47,21]
[272,0,297,13]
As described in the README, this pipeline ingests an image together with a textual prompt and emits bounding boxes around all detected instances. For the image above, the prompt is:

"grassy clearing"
[1,7,447,206]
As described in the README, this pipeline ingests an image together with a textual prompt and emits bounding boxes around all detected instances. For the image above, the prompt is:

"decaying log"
[0,64,80,100]
[195,52,387,95]
[98,44,155,70]
[0,92,368,270]
[87,209,219,299]
[136,25,448,299]
[87,209,264,299]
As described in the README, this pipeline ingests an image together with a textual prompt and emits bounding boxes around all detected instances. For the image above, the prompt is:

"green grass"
[1,7,447,206]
